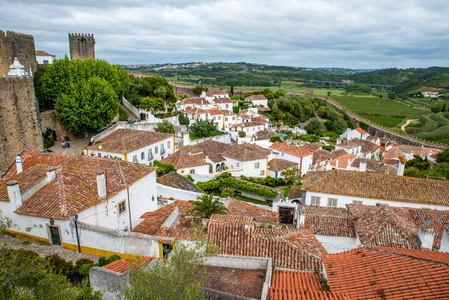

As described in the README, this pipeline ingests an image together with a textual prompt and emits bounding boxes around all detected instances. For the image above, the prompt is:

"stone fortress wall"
[68,33,95,60]
[0,30,37,76]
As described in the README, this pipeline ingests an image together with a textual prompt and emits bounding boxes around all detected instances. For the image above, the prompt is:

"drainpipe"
[127,187,133,230]
[72,215,81,253]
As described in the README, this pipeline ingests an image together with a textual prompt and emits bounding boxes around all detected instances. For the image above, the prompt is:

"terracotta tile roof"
[239,114,251,119]
[3,151,70,179]
[252,130,279,141]
[302,171,331,187]
[205,109,224,115]
[160,147,209,169]
[302,142,323,152]
[301,206,356,237]
[86,129,173,154]
[337,139,362,150]
[270,142,313,158]
[208,215,326,270]
[250,116,269,124]
[156,172,202,193]
[193,139,231,163]
[349,158,381,171]
[207,90,229,96]
[375,164,398,175]
[178,97,210,106]
[13,156,156,219]
[154,218,203,240]
[133,200,195,235]
[330,149,348,159]
[269,269,350,300]
[102,256,157,273]
[226,198,280,224]
[382,147,405,160]
[245,95,268,101]
[222,144,270,161]
[212,97,236,104]
[367,246,449,265]
[221,109,236,116]
[398,145,442,157]
[287,186,302,199]
[268,158,297,172]
[302,169,449,207]
[184,106,208,115]
[355,128,368,135]
[348,204,449,250]
[232,121,266,128]
[366,136,379,143]
[312,149,333,164]
[35,50,55,56]
[0,164,49,202]
[359,140,380,155]
[323,247,449,300]
[330,154,356,168]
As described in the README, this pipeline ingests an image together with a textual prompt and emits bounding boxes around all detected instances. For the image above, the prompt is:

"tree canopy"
[189,194,228,218]
[35,56,130,135]
[154,120,175,134]
[191,119,217,138]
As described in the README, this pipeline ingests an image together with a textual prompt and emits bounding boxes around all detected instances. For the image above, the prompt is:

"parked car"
[44,148,54,153]
[96,126,107,133]
[127,119,136,124]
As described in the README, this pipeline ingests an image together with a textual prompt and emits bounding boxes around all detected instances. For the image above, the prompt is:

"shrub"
[238,131,246,137]
[221,188,234,198]
[119,107,129,121]
[269,136,282,143]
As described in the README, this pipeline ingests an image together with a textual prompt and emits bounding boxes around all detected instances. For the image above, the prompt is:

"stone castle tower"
[68,33,95,60]
[0,58,43,173]
[0,30,37,76]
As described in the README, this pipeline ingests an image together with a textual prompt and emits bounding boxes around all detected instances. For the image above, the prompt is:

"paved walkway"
[0,233,100,263]
[49,136,91,157]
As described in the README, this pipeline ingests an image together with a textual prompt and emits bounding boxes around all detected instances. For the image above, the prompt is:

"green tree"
[189,194,228,218]
[230,85,234,96]
[436,149,449,163]
[153,86,167,99]
[238,131,246,137]
[0,247,102,299]
[0,210,12,234]
[388,92,397,99]
[193,86,208,96]
[332,118,348,134]
[405,155,430,171]
[155,120,175,134]
[118,236,214,300]
[281,166,301,184]
[191,119,217,138]
[308,118,322,131]
[275,89,287,98]
[269,136,282,143]
[327,91,332,97]
[55,76,119,135]
[153,161,176,177]
[220,188,234,198]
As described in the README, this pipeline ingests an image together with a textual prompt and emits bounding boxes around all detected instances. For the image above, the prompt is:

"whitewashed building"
[84,129,174,165]
[35,50,56,65]
[340,128,369,140]
[245,94,268,108]
[222,144,271,178]
[269,142,313,176]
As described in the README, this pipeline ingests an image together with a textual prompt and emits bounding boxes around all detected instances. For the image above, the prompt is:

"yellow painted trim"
[159,243,163,259]
[63,243,139,260]
[266,158,268,178]
[5,229,51,244]
[86,149,89,156]
[124,153,128,161]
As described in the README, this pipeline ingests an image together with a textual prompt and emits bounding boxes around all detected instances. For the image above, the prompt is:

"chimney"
[46,167,56,182]
[96,170,107,199]
[336,159,339,169]
[16,154,23,174]
[298,208,306,226]
[418,221,435,250]
[7,180,22,209]
[397,162,405,176]
[440,225,449,252]
[359,160,367,172]
[183,131,190,146]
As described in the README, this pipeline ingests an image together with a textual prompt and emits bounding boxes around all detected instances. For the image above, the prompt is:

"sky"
[1,0,448,69]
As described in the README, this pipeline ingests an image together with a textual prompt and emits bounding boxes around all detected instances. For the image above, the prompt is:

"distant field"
[333,96,429,127]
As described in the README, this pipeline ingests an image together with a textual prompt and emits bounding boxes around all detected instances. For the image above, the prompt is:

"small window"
[155,146,158,154]
[132,155,138,163]
[255,162,260,169]
[311,196,320,206]
[328,198,337,207]
[190,169,195,174]
[118,201,126,215]
[232,117,236,120]
[167,141,170,149]
[260,170,265,176]
[148,149,153,160]
[353,200,363,205]
[97,153,102,157]
[141,152,145,160]
[225,117,228,121]
[226,104,229,108]
[236,163,240,168]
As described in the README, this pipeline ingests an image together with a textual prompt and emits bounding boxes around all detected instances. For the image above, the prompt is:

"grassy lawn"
[333,96,429,127]
[189,131,222,140]
[280,187,291,197]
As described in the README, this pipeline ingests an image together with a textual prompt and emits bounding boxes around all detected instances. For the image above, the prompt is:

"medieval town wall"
[0,30,37,76]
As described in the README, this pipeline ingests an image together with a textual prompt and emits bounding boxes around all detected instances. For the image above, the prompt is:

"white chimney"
[96,170,107,199]
[16,154,23,174]
[440,226,449,252]
[397,162,405,176]
[418,223,435,250]
[359,160,367,172]
[7,180,22,208]
[183,131,190,146]
[46,167,56,182]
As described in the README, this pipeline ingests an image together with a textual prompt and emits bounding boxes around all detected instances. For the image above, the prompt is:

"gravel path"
[401,119,419,131]
[0,233,100,263]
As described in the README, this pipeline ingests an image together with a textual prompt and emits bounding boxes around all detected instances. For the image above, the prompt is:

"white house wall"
[156,183,203,201]
[224,157,268,178]
[303,191,449,211]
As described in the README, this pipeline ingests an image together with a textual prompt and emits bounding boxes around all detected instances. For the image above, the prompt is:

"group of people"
[62,141,70,148]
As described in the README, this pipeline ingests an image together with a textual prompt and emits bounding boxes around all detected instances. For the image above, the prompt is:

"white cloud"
[0,0,448,68]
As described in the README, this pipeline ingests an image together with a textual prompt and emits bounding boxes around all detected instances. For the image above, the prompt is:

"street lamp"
[72,214,81,253]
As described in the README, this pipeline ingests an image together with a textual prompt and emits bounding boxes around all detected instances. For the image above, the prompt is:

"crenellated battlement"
[68,32,95,60]
[0,29,37,76]
[5,30,35,41]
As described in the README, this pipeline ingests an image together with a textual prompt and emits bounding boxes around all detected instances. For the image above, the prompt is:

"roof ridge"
[57,171,68,218]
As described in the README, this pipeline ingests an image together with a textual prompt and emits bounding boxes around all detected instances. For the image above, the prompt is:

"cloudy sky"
[1,0,448,69]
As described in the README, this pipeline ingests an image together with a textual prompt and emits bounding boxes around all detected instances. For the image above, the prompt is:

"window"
[260,170,265,176]
[43,60,49,64]
[225,104,229,108]
[155,146,158,154]
[255,162,260,169]
[161,144,166,155]
[190,169,195,174]
[311,196,320,206]
[213,116,216,120]
[148,149,153,160]
[132,155,138,163]
[118,201,126,215]
[167,141,170,149]
[225,117,228,121]
[232,116,236,120]
[353,200,363,205]
[141,152,145,160]
[328,198,337,207]
[97,153,102,157]
[161,243,173,258]
[236,163,240,168]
